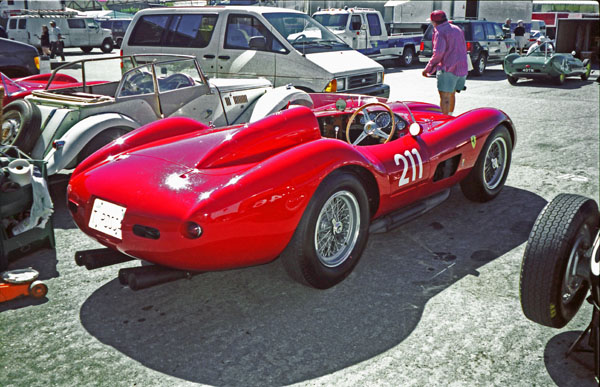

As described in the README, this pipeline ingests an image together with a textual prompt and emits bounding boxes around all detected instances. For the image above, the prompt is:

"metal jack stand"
[565,296,600,385]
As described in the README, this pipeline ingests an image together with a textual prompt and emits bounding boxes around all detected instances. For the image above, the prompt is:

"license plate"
[522,68,534,73]
[89,198,127,239]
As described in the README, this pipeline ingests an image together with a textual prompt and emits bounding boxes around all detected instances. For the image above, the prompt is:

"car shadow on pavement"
[544,330,597,386]
[506,78,595,90]
[48,174,77,230]
[467,68,509,82]
[79,185,546,386]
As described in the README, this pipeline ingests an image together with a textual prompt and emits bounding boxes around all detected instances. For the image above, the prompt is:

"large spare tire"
[1,99,41,153]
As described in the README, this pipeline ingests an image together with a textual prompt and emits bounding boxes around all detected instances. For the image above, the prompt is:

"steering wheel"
[346,102,396,145]
[291,34,307,43]
[122,71,153,95]
[161,73,194,91]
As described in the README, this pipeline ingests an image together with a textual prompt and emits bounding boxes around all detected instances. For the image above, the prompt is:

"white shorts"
[516,36,526,49]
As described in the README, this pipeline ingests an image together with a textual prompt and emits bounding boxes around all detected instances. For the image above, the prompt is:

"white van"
[7,15,114,53]
[121,6,389,97]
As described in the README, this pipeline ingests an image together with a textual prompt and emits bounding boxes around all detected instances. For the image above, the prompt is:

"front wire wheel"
[281,171,370,289]
[460,125,512,202]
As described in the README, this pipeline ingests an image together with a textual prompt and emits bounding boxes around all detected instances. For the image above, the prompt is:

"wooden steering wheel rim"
[345,102,396,145]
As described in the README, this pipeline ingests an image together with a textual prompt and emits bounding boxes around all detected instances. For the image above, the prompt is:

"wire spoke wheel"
[314,190,360,267]
[1,110,23,145]
[483,137,507,190]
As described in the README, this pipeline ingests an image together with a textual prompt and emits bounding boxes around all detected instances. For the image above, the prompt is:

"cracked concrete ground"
[1,50,598,386]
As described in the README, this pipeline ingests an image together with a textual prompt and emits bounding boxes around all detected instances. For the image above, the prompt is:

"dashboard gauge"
[375,112,391,128]
[359,113,368,124]
[395,117,407,130]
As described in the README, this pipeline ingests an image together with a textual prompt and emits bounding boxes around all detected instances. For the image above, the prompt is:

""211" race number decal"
[394,148,423,186]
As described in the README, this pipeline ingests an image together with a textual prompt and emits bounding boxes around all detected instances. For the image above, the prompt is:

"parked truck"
[313,7,423,66]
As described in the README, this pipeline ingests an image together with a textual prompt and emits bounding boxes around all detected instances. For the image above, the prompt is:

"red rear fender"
[73,117,210,177]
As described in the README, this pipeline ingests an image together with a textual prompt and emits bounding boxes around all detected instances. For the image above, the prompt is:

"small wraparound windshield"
[263,12,351,54]
[313,14,349,30]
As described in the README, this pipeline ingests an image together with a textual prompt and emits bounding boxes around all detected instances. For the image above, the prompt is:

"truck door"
[483,22,501,61]
[350,14,368,50]
[67,19,89,47]
[216,13,276,82]
[85,19,102,47]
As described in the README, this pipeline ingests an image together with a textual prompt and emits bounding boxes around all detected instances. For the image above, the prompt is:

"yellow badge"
[471,135,476,149]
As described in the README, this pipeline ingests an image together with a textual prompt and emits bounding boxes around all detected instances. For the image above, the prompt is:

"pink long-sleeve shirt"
[424,21,468,77]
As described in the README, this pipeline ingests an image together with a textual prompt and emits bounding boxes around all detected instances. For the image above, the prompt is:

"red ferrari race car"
[68,93,516,290]
[1,72,80,106]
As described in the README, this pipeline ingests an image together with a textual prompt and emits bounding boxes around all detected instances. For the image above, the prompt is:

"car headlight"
[324,79,337,93]
[377,71,384,84]
[335,77,345,91]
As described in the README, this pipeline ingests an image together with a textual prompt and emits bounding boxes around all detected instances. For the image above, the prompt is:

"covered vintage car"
[68,93,516,289]
[1,54,309,175]
[504,40,592,85]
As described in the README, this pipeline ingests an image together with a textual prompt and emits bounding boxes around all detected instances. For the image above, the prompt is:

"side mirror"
[248,36,267,50]
[409,122,421,136]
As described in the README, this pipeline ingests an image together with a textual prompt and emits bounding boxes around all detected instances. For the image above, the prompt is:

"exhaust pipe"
[75,248,134,270]
[118,265,200,291]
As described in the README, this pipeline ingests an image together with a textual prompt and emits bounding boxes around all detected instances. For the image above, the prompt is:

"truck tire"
[100,38,114,54]
[399,46,415,67]
[1,99,41,153]
[80,46,93,53]
[471,52,487,76]
[520,194,599,328]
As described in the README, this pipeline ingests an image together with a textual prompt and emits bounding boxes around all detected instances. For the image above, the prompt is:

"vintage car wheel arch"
[44,113,139,175]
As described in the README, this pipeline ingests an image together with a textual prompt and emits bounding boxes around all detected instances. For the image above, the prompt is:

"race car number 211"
[394,148,423,186]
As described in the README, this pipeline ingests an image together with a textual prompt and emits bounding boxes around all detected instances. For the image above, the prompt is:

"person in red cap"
[422,10,468,116]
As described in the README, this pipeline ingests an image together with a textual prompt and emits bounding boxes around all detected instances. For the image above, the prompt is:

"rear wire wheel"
[280,171,370,289]
[520,194,599,328]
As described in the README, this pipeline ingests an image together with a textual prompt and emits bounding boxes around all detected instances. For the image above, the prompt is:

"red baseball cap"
[429,10,447,23]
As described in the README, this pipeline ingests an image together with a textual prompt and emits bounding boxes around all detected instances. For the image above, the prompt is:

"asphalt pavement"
[1,48,599,387]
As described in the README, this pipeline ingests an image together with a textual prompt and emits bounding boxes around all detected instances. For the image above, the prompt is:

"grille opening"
[133,225,160,240]
[433,154,461,182]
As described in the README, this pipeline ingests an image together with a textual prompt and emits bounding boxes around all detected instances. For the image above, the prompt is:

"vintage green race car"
[504,42,592,85]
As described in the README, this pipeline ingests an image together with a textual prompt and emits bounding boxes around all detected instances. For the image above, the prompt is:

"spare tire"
[1,99,41,153]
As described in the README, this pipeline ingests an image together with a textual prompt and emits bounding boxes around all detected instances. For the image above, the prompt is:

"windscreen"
[263,12,351,54]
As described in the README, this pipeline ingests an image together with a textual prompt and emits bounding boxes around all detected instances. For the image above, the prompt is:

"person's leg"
[50,42,56,59]
[449,92,456,114]
[438,91,453,115]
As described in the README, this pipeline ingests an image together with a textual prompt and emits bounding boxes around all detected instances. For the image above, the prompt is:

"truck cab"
[313,7,423,66]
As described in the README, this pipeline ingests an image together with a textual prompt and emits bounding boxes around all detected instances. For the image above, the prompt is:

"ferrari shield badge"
[471,135,476,149]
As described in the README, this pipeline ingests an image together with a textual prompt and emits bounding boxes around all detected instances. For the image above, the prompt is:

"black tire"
[1,99,41,153]
[100,38,114,54]
[581,61,591,81]
[77,128,127,164]
[115,38,123,48]
[80,46,93,53]
[554,73,565,85]
[520,194,599,328]
[507,75,518,85]
[471,52,487,76]
[280,171,370,289]
[399,46,415,67]
[460,125,512,202]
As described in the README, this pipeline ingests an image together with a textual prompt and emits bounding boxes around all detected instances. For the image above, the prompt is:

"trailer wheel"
[399,46,415,67]
[520,194,599,328]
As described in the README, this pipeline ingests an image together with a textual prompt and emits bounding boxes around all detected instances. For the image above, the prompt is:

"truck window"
[18,19,26,29]
[350,15,362,31]
[492,23,503,37]
[313,14,348,31]
[165,14,217,48]
[129,15,170,46]
[225,14,286,53]
[483,23,496,40]
[8,19,16,29]
[366,14,382,36]
[68,19,86,29]
[471,23,485,40]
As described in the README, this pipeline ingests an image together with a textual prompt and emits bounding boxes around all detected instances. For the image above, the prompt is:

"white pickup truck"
[313,7,423,66]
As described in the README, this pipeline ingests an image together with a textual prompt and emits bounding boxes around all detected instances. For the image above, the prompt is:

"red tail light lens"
[420,41,424,51]
[466,42,473,52]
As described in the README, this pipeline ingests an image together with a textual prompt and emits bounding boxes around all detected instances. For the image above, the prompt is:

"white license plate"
[89,198,127,240]
[522,68,535,73]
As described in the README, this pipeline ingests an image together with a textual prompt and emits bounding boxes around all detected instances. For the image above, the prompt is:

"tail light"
[120,49,123,69]
[420,41,424,51]
[466,42,473,52]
